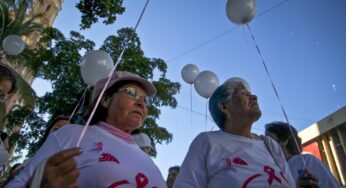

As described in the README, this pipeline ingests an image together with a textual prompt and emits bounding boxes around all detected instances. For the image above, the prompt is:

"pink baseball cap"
[92,71,156,101]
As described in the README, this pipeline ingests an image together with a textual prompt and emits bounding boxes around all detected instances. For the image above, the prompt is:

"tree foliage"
[76,0,125,30]
[6,105,46,157]
[7,27,180,158]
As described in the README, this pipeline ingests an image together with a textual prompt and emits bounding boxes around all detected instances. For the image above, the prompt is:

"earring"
[101,98,110,108]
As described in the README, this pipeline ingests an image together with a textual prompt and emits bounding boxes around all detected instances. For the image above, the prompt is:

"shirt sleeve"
[304,154,340,188]
[173,133,209,188]
[5,134,63,188]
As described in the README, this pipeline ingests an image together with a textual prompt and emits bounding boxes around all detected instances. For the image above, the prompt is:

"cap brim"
[114,76,156,97]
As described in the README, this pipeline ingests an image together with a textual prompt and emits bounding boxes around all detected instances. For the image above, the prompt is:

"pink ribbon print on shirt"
[94,142,158,188]
[242,165,289,188]
[224,156,289,188]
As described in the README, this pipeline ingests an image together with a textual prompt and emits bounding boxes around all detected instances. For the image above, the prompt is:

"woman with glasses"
[6,71,166,188]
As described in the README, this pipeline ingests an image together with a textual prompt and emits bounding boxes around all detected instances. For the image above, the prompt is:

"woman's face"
[49,119,70,134]
[141,146,152,155]
[228,86,262,121]
[167,169,179,188]
[106,83,149,133]
[0,79,13,102]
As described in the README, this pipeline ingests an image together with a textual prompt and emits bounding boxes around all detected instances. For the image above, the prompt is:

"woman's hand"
[41,147,83,188]
[297,169,319,188]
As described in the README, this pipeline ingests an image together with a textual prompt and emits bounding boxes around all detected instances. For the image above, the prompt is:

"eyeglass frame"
[118,87,152,107]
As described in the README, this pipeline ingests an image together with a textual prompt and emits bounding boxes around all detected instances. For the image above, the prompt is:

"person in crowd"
[0,64,17,103]
[265,121,340,188]
[1,163,23,186]
[37,115,71,149]
[0,132,9,152]
[132,129,156,156]
[166,166,180,188]
[47,115,70,134]
[1,115,72,187]
[174,78,318,188]
[6,71,166,187]
[0,131,10,167]
[0,131,10,186]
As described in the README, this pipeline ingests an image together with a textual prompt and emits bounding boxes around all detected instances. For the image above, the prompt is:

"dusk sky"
[32,0,346,178]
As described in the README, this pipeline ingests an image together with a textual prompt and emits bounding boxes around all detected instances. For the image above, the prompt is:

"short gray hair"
[209,81,247,129]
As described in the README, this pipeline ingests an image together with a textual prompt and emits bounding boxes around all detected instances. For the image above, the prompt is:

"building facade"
[17,0,63,84]
[1,0,63,130]
[299,106,346,186]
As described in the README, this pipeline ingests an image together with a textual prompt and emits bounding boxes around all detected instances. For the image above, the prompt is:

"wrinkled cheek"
[255,109,262,120]
[142,111,148,122]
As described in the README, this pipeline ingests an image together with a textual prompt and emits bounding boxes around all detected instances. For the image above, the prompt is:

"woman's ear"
[218,103,230,119]
[101,97,111,108]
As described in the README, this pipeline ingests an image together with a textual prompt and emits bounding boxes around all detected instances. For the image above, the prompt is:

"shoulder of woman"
[187,132,214,155]
[192,131,228,148]
[193,132,210,142]
[250,133,264,140]
[52,124,88,140]
[302,153,324,165]
[57,124,85,131]
[195,130,224,140]
[190,131,218,147]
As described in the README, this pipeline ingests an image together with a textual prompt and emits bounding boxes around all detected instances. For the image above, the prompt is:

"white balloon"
[226,0,256,25]
[80,50,114,86]
[194,71,219,98]
[2,35,26,55]
[181,64,200,84]
[225,77,251,92]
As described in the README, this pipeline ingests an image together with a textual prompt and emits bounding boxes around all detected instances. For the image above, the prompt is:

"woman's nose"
[135,97,146,108]
[250,95,257,101]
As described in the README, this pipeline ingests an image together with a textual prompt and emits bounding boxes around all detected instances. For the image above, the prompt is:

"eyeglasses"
[118,87,152,106]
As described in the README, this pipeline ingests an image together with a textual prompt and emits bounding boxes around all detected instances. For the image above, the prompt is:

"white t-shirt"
[288,154,340,188]
[6,125,166,188]
[174,131,296,188]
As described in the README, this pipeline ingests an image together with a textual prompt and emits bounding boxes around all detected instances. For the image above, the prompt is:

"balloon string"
[69,85,90,122]
[76,0,151,147]
[190,84,193,127]
[205,98,208,131]
[246,24,307,169]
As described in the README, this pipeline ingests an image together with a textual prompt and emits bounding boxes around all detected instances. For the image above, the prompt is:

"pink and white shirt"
[6,123,166,188]
[174,131,296,188]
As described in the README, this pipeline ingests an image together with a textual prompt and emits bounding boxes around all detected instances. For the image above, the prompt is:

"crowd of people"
[0,62,341,187]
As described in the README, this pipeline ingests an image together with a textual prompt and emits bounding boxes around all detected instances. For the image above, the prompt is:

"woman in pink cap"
[6,71,166,188]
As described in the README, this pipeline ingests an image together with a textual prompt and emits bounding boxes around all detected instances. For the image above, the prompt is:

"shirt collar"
[97,121,134,144]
